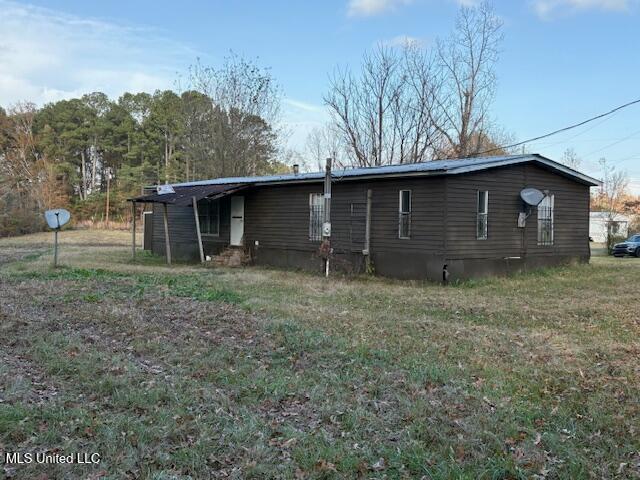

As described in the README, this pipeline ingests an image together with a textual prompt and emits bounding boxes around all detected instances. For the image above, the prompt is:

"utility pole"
[131,201,136,260]
[322,157,332,277]
[105,170,111,228]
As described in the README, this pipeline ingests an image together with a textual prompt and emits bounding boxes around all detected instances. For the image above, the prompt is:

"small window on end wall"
[399,190,411,239]
[477,190,488,240]
[537,194,554,246]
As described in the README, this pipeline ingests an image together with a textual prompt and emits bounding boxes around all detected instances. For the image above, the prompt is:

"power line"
[609,153,640,165]
[477,97,640,155]
[529,113,621,149]
[581,127,640,158]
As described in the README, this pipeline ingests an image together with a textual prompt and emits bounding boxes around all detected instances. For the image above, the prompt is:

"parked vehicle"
[612,234,640,257]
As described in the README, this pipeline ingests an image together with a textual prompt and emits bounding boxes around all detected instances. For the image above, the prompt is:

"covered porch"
[128,183,250,264]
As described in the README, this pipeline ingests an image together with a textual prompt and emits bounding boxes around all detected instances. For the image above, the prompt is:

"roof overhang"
[134,154,602,193]
[129,183,249,205]
[246,155,601,187]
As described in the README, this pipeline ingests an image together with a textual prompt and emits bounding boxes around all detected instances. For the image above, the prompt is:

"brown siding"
[445,163,591,260]
[152,203,198,261]
[523,164,591,258]
[152,197,232,261]
[244,184,320,251]
[244,178,445,252]
[243,178,446,278]
[366,178,445,254]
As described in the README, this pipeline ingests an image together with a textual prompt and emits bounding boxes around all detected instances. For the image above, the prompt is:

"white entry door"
[230,196,244,246]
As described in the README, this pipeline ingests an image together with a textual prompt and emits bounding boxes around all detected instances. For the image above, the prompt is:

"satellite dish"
[520,188,545,207]
[156,184,175,195]
[44,208,71,268]
[44,208,71,230]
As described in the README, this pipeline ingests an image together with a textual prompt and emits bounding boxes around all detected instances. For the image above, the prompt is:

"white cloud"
[532,0,636,18]
[283,98,326,113]
[347,0,414,17]
[0,0,198,107]
[454,0,480,6]
[281,98,330,150]
[383,35,425,47]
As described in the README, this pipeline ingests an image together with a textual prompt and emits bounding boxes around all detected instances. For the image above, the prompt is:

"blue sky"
[1,0,639,191]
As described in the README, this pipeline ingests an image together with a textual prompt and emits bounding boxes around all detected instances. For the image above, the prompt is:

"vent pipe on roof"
[292,164,300,175]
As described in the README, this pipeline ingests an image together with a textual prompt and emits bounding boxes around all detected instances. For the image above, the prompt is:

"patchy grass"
[0,230,639,479]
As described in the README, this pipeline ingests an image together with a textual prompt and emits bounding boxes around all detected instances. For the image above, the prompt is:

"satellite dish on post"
[45,208,71,230]
[520,188,545,207]
[44,208,71,267]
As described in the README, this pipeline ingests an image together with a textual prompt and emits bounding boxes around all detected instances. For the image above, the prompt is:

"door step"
[208,247,250,267]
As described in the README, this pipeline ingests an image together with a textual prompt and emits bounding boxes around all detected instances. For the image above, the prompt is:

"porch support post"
[131,201,136,260]
[192,196,205,264]
[163,202,172,265]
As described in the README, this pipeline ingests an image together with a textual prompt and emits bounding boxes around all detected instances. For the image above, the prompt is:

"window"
[198,199,220,236]
[477,190,488,240]
[537,194,554,246]
[608,221,621,236]
[399,190,411,239]
[309,193,324,241]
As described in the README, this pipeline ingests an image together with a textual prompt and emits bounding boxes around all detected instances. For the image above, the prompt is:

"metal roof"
[167,154,601,188]
[131,183,247,205]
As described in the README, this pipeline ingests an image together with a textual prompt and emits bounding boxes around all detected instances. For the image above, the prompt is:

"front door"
[230,196,244,246]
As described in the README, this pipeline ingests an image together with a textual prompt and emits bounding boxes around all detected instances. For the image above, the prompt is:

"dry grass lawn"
[0,229,638,479]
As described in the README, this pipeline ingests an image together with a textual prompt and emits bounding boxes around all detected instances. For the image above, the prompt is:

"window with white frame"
[537,194,554,246]
[398,190,411,239]
[477,190,488,240]
[198,199,220,236]
[309,193,324,241]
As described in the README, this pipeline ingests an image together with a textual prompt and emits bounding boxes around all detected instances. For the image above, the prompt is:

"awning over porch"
[129,183,249,206]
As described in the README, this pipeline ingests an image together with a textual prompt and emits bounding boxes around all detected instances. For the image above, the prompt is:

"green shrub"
[607,233,628,254]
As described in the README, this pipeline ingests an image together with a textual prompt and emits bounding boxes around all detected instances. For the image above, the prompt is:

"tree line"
[0,55,287,235]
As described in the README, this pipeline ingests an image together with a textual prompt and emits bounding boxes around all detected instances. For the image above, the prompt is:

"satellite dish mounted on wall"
[520,188,545,207]
[44,208,71,267]
[518,188,546,228]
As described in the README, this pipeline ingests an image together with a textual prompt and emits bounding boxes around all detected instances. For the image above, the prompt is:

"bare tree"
[189,55,281,126]
[432,2,503,158]
[401,45,447,162]
[596,158,629,250]
[561,148,581,170]
[0,103,68,234]
[183,53,283,177]
[324,46,402,167]
[305,123,349,170]
[324,2,503,166]
[325,44,441,167]
[0,103,39,208]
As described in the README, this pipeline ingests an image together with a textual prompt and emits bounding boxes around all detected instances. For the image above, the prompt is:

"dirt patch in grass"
[0,348,61,406]
[0,246,48,266]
